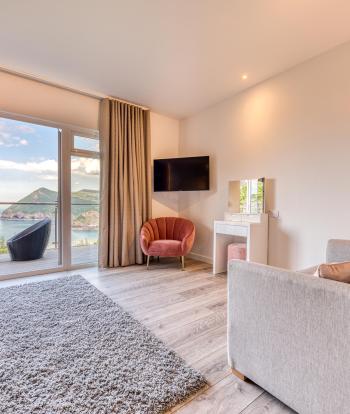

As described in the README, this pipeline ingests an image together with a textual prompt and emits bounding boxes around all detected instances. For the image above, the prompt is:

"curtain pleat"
[98,98,151,267]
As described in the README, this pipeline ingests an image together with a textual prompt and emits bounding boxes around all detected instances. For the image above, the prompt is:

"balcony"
[0,201,99,277]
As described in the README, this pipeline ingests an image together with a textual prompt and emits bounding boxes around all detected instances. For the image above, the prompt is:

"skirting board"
[187,251,213,265]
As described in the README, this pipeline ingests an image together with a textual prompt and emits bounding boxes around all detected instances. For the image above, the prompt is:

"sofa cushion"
[148,240,182,257]
[316,262,350,283]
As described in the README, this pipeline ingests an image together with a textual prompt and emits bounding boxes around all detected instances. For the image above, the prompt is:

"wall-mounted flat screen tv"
[154,156,209,191]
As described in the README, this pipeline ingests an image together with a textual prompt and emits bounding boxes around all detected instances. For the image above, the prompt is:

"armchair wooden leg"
[146,255,150,270]
[231,368,246,381]
[181,256,185,271]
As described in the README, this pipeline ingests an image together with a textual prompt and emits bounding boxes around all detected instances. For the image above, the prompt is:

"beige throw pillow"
[315,262,350,283]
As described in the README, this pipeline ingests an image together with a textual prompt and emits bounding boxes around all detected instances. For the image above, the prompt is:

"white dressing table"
[213,213,268,274]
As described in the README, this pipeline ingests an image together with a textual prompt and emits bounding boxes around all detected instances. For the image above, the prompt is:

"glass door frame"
[66,131,100,268]
[0,110,99,279]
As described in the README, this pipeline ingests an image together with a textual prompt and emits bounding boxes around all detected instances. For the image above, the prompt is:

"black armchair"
[7,218,51,261]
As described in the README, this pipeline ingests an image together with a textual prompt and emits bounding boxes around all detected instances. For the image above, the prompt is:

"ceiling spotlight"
[241,74,248,80]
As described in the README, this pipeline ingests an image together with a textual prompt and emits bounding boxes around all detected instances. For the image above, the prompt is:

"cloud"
[16,125,35,133]
[0,157,99,176]
[0,119,36,147]
[41,174,58,181]
[0,159,58,173]
[0,131,30,147]
[71,158,100,176]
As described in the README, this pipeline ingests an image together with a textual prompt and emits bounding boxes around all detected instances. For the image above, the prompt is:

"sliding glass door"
[70,135,100,265]
[0,114,99,278]
[0,116,61,277]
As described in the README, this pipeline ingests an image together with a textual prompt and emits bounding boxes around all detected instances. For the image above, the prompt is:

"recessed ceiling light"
[241,74,248,80]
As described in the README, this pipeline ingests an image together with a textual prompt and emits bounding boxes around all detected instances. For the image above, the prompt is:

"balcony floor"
[0,245,98,277]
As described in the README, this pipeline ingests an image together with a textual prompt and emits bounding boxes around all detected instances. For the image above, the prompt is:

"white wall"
[150,112,180,217]
[179,42,350,269]
[0,71,180,218]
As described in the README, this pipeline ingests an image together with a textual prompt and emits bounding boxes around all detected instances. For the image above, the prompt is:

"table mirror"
[228,178,265,214]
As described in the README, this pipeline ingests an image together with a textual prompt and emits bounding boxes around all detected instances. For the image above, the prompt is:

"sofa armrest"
[228,260,350,414]
[140,225,153,254]
[181,228,195,255]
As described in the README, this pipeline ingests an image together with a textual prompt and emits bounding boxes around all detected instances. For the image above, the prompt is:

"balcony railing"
[0,201,99,253]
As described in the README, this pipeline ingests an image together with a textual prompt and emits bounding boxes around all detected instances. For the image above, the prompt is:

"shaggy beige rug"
[0,276,206,413]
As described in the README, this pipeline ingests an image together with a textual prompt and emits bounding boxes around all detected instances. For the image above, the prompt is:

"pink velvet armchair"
[140,217,195,270]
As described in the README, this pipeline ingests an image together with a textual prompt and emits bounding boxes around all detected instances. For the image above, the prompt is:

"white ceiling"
[1,0,350,119]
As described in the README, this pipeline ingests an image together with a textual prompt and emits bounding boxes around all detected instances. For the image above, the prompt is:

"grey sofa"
[228,239,350,414]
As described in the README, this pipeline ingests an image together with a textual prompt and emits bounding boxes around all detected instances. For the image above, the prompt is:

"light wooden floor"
[0,258,295,414]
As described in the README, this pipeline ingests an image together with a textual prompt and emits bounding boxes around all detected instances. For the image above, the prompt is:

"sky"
[0,117,99,202]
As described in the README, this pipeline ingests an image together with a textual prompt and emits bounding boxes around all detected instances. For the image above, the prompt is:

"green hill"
[1,187,99,227]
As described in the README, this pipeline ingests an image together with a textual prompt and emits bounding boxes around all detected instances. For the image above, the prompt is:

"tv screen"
[154,156,209,192]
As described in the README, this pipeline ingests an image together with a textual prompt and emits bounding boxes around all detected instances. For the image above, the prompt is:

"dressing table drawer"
[215,223,247,237]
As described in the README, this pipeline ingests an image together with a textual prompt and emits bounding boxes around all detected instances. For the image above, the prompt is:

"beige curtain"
[99,98,151,267]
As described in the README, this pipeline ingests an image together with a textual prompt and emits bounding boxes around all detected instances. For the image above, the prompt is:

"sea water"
[0,219,98,247]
